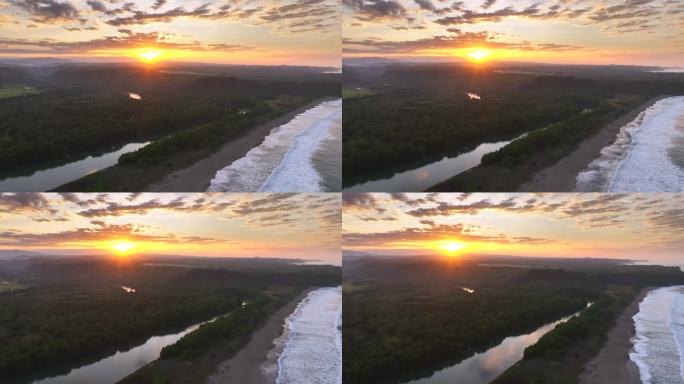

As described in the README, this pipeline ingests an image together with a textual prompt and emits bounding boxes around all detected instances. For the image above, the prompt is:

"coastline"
[578,288,650,384]
[205,289,314,384]
[519,96,665,192]
[147,98,334,192]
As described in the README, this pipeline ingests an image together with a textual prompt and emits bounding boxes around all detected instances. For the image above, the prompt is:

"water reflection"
[344,139,515,192]
[400,304,589,384]
[0,142,149,192]
[15,314,224,384]
[121,286,136,293]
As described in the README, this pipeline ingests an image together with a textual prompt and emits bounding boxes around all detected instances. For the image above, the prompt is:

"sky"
[0,0,340,66]
[0,193,341,264]
[343,193,684,265]
[343,0,684,66]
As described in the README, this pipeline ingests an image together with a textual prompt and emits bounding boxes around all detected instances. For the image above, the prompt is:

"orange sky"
[343,193,684,265]
[0,193,341,265]
[343,0,684,67]
[0,0,340,67]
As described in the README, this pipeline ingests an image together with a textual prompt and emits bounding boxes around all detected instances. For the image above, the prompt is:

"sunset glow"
[343,0,684,67]
[467,49,492,62]
[440,241,466,254]
[138,49,162,63]
[0,193,341,264]
[0,1,340,67]
[343,193,684,264]
[112,241,136,255]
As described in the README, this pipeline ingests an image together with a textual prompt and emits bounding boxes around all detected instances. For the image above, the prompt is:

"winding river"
[0,142,149,192]
[9,314,219,384]
[344,138,519,192]
[398,303,591,384]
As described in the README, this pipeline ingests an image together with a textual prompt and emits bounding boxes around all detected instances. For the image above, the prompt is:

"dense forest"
[0,256,340,381]
[343,92,589,179]
[343,256,684,384]
[0,63,339,173]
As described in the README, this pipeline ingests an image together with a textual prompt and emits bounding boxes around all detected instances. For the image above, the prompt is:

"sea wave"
[630,286,684,384]
[207,99,341,192]
[276,286,342,384]
[575,96,684,192]
[260,107,341,192]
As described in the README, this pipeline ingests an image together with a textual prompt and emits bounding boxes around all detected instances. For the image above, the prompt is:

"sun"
[467,49,492,62]
[138,49,162,63]
[112,241,136,255]
[440,241,466,254]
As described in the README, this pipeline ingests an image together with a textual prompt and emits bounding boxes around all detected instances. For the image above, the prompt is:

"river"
[343,138,519,192]
[0,142,149,192]
[9,313,220,384]
[398,303,591,384]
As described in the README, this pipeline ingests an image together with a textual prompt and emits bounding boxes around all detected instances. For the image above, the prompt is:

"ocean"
[206,99,342,192]
[274,286,342,384]
[631,286,684,384]
[575,96,684,192]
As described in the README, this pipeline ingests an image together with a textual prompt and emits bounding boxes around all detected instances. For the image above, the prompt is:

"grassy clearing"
[0,87,40,99]
[0,281,26,293]
[343,86,374,99]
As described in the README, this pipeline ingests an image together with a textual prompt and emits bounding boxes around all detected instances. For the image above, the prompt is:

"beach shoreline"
[578,288,650,384]
[519,96,665,192]
[205,289,314,384]
[147,98,334,192]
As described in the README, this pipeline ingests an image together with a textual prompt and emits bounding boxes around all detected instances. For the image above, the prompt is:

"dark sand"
[520,97,664,192]
[146,99,330,192]
[205,290,311,384]
[579,288,650,384]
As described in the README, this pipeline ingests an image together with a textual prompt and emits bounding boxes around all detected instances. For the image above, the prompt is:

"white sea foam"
[276,286,342,384]
[630,286,684,384]
[260,107,341,192]
[575,96,684,192]
[207,99,341,192]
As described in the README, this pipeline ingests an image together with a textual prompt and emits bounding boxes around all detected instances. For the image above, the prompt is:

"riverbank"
[52,98,329,192]
[205,289,313,384]
[117,289,311,384]
[578,288,650,384]
[520,97,665,192]
[427,95,646,192]
[149,98,333,192]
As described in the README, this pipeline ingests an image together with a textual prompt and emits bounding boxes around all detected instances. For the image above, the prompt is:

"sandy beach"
[520,97,665,192]
[147,99,331,192]
[578,288,650,384]
[205,289,312,384]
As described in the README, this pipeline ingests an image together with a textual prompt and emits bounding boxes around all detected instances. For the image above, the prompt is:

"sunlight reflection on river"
[400,304,590,384]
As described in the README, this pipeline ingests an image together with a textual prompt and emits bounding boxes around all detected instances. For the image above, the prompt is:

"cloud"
[343,222,556,247]
[0,223,219,246]
[4,0,340,35]
[343,0,681,55]
[482,0,497,9]
[0,193,51,213]
[0,31,255,54]
[8,0,80,23]
[151,0,166,11]
[343,30,587,54]
[343,0,409,21]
